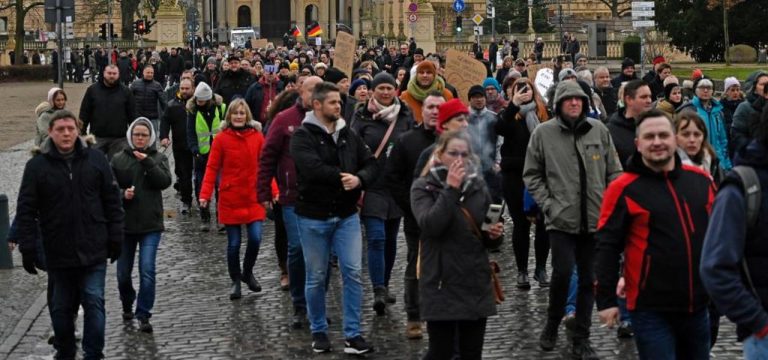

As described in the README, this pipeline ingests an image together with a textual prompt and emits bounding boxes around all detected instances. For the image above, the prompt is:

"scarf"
[518,102,540,133]
[406,76,445,102]
[677,148,713,176]
[367,98,401,124]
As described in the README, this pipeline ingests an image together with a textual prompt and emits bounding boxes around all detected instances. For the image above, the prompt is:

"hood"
[744,70,768,97]
[35,101,52,117]
[33,134,95,156]
[608,108,635,131]
[302,110,347,138]
[553,80,590,119]
[734,140,768,168]
[186,93,224,113]
[125,117,157,150]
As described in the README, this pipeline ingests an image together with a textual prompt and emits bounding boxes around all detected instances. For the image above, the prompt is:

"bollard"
[0,194,13,269]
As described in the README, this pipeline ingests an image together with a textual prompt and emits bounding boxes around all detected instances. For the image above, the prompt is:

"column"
[338,0,345,24]
[253,0,261,30]
[387,0,395,38]
[319,0,329,36]
[352,0,360,38]
[216,0,226,36]
[203,0,210,37]
[330,0,337,38]
[297,0,306,30]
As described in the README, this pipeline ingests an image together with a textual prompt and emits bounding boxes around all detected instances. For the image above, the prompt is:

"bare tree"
[0,0,44,65]
[596,0,631,18]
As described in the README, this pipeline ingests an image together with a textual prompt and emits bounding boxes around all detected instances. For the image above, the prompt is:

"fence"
[0,39,158,51]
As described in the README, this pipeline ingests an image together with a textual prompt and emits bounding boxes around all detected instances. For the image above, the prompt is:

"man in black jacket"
[290,82,378,355]
[160,78,195,213]
[595,109,715,359]
[79,64,136,158]
[384,90,444,339]
[607,80,653,166]
[215,56,254,105]
[15,110,124,360]
[167,48,185,85]
[131,65,167,133]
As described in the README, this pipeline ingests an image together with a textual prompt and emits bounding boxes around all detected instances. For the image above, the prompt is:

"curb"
[0,289,47,360]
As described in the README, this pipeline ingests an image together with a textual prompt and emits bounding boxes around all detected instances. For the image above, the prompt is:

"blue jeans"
[362,216,400,288]
[298,213,364,338]
[226,221,263,281]
[744,334,768,359]
[282,206,306,311]
[631,308,710,360]
[566,268,631,324]
[49,262,107,360]
[117,232,161,320]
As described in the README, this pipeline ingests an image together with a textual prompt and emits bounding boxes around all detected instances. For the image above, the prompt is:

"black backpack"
[731,166,762,296]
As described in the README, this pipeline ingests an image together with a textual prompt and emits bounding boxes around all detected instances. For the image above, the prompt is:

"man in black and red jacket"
[594,109,716,359]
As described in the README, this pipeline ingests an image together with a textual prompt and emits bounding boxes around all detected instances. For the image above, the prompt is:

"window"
[0,17,8,34]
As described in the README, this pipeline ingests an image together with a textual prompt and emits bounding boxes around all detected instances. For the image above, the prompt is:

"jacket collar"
[39,136,88,159]
[608,108,635,131]
[556,115,592,135]
[626,150,683,179]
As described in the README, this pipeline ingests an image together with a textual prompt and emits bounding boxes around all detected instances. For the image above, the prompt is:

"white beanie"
[194,82,213,101]
[723,77,740,91]
[47,87,62,105]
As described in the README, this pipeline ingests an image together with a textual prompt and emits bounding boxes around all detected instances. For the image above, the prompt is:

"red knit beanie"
[437,99,469,134]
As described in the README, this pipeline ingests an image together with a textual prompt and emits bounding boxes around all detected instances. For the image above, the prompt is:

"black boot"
[539,320,559,351]
[373,286,387,315]
[385,287,396,304]
[242,271,262,292]
[230,279,242,300]
[534,267,550,287]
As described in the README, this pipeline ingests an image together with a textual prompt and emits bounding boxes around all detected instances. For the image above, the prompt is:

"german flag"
[290,25,302,37]
[307,22,322,37]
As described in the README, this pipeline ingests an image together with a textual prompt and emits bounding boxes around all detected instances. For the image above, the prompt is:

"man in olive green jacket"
[523,80,622,359]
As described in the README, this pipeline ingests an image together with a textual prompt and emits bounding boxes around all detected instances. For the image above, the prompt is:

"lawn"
[671,64,767,81]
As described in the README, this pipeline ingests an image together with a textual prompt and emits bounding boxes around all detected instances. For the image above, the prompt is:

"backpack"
[730,165,762,296]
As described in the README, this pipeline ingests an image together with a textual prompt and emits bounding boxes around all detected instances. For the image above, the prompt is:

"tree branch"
[0,2,17,11]
[23,1,44,14]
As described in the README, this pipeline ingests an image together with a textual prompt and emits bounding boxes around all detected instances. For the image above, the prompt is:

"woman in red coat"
[200,98,268,300]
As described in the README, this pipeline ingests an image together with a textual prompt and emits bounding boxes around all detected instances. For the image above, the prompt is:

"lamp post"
[527,0,534,34]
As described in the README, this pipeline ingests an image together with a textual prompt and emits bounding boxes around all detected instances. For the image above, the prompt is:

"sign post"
[631,1,656,78]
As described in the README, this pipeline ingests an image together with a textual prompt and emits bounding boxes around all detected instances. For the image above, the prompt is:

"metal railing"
[0,39,158,51]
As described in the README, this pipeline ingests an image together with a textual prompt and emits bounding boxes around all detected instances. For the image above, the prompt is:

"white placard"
[315,37,322,46]
[534,68,554,104]
[632,10,655,18]
[631,1,655,10]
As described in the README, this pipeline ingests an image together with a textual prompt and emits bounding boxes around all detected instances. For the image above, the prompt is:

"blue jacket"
[700,140,768,341]
[680,97,732,170]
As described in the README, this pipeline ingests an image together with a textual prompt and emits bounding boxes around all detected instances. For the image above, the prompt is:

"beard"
[646,153,673,167]
[325,112,341,122]
[104,77,118,86]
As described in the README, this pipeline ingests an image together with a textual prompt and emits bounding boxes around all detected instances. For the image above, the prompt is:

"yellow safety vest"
[195,104,226,155]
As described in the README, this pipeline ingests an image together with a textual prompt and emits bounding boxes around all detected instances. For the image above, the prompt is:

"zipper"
[665,175,695,312]
[640,255,651,290]
[437,248,444,290]
[284,171,290,198]
[683,200,695,233]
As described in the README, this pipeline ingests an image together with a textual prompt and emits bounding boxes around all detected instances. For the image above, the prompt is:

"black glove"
[108,242,121,263]
[21,252,38,274]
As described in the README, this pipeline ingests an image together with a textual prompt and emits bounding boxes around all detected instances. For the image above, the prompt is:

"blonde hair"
[419,131,475,177]
[222,98,259,130]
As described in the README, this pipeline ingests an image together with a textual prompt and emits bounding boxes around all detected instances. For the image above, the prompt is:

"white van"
[230,27,258,49]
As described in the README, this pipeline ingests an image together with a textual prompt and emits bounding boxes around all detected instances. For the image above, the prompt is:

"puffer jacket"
[410,169,500,321]
[523,81,623,234]
[130,78,167,119]
[200,120,268,225]
[110,118,172,234]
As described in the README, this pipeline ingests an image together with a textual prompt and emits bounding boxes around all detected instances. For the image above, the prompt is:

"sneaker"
[405,321,423,340]
[312,332,332,353]
[571,340,599,360]
[516,273,531,290]
[534,268,550,287]
[138,318,153,333]
[291,309,307,329]
[373,286,387,315]
[617,321,634,338]
[344,335,373,355]
[539,320,559,351]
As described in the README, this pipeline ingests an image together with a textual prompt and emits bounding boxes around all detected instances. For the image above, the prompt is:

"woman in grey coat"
[411,131,504,359]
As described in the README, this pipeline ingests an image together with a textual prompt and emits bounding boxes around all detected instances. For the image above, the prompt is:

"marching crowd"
[5,36,768,360]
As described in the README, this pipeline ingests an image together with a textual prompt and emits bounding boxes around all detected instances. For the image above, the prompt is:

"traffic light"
[99,23,107,40]
[135,19,146,35]
[456,16,463,33]
[133,20,139,34]
[144,19,152,34]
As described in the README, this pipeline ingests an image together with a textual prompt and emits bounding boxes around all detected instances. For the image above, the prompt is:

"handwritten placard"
[251,38,268,49]
[534,67,555,104]
[444,49,488,105]
[334,31,355,78]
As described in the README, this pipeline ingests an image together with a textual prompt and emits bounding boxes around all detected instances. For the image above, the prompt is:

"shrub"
[0,65,53,83]
[729,44,757,63]
[623,36,642,65]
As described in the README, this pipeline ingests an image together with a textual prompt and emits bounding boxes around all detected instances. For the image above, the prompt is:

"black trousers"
[272,203,288,272]
[546,231,596,341]
[502,171,550,273]
[424,318,487,360]
[172,145,194,205]
[403,212,421,321]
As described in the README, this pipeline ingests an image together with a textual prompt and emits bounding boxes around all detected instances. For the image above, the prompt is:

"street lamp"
[527,0,535,34]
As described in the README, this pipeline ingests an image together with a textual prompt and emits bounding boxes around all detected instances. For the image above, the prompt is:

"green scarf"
[407,76,446,102]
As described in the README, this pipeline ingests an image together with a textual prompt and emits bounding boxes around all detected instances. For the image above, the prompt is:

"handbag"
[357,118,398,208]
[460,207,505,304]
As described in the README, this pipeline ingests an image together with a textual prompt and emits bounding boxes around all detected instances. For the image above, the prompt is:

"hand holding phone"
[482,203,504,231]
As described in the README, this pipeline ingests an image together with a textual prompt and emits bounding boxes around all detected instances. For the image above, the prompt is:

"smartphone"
[517,84,529,94]
[482,203,504,231]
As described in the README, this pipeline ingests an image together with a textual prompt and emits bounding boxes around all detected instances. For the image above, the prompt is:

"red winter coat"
[200,127,271,225]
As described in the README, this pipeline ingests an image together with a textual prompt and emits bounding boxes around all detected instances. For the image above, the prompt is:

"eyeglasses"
[697,86,713,91]
[132,133,150,138]
[445,150,469,158]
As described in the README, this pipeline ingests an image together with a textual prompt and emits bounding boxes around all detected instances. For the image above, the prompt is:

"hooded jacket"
[523,81,623,234]
[110,118,172,234]
[731,71,768,153]
[35,102,54,147]
[289,111,379,220]
[79,80,136,138]
[199,116,268,225]
[606,108,637,167]
[595,153,715,314]
[185,94,225,155]
[410,166,500,321]
[701,140,768,341]
[15,136,124,269]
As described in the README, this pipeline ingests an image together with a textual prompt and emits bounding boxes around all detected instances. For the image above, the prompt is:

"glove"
[21,252,38,274]
[108,242,121,264]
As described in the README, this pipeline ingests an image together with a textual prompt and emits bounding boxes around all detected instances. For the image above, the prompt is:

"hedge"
[0,65,54,82]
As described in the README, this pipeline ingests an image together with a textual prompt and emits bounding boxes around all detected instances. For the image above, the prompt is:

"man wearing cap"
[215,55,255,105]
[523,80,622,359]
[407,48,426,78]
[679,77,733,170]
[186,82,227,231]
[574,54,588,70]
[611,58,638,89]
[325,67,357,122]
[467,84,502,201]
[483,78,508,114]
[202,57,220,88]
[400,60,454,125]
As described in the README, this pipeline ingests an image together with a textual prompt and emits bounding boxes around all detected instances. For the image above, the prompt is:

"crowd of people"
[5,35,768,360]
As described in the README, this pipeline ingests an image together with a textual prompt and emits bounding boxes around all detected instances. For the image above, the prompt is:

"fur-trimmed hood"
[219,114,262,131]
[31,134,96,156]
[185,93,224,114]
[35,101,52,117]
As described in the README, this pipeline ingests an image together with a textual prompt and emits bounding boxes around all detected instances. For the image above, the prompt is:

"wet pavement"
[0,140,745,360]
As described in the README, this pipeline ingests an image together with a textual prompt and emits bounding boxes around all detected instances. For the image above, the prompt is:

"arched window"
[238,6,251,27]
